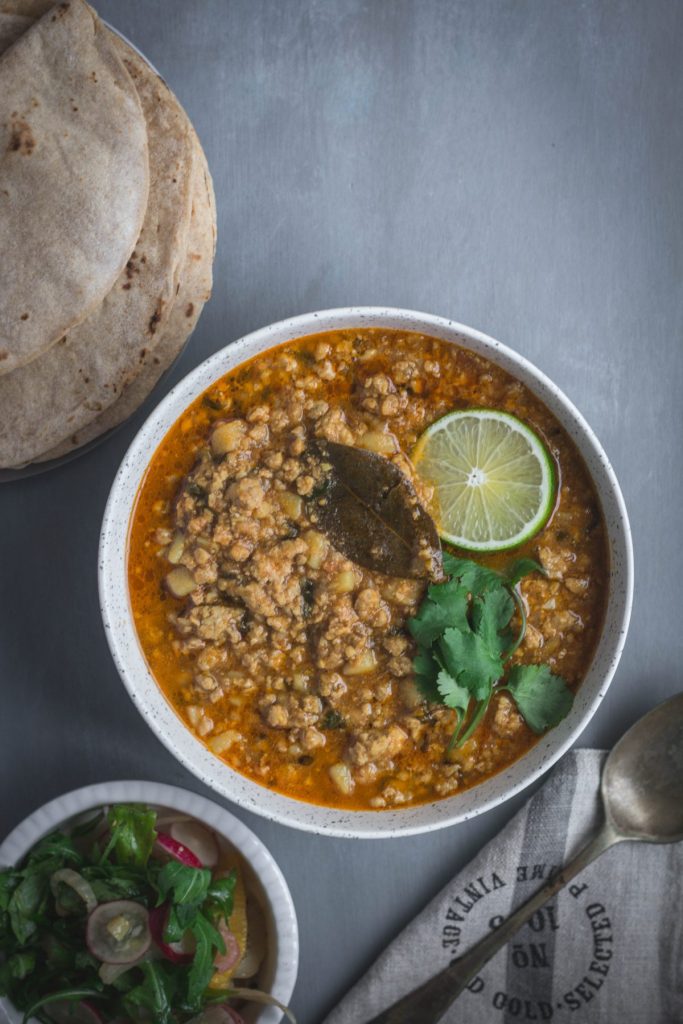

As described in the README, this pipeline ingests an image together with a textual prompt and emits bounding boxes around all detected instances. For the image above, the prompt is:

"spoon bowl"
[602,691,683,842]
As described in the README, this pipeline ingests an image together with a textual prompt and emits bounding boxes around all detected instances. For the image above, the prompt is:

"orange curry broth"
[128,329,609,810]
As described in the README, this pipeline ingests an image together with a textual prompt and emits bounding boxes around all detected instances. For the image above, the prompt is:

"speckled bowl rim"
[99,307,634,839]
[0,780,298,1024]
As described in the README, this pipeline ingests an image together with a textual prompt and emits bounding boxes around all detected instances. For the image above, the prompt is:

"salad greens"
[408,552,574,751]
[0,804,288,1024]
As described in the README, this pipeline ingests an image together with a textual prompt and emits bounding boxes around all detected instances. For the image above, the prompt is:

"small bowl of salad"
[0,781,298,1024]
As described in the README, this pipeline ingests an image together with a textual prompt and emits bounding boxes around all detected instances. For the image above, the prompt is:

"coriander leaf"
[409,553,568,756]
[471,587,515,657]
[206,871,237,921]
[103,805,157,868]
[124,961,176,1024]
[156,861,211,907]
[504,664,574,733]
[435,670,470,715]
[438,628,502,699]
[187,913,225,1010]
[442,553,501,594]
[450,692,493,751]
[413,647,441,703]
[504,557,545,586]
[407,583,470,646]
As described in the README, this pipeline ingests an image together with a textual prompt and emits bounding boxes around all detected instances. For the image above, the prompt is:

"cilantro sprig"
[408,552,574,750]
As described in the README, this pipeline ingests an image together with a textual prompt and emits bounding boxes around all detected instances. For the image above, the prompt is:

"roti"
[0,35,195,467]
[0,0,149,372]
[39,138,216,463]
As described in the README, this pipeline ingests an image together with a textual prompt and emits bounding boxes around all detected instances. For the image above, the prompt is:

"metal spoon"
[365,692,683,1024]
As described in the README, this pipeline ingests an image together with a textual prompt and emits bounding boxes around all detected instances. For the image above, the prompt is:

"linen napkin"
[324,750,683,1024]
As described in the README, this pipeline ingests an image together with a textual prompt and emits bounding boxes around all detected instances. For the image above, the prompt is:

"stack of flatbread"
[0,0,216,468]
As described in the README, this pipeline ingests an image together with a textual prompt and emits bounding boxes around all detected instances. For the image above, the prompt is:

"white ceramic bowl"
[99,307,633,838]
[0,781,298,1024]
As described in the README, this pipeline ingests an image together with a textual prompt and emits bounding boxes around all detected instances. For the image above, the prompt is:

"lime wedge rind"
[412,408,556,552]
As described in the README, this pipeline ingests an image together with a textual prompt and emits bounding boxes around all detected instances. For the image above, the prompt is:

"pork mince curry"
[128,329,609,810]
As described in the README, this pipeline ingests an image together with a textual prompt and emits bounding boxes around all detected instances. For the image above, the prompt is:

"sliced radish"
[187,1008,245,1024]
[212,1010,245,1024]
[153,832,203,868]
[50,869,97,915]
[149,904,195,964]
[86,900,151,965]
[214,919,241,972]
[154,813,193,830]
[170,820,219,868]
[47,1001,103,1024]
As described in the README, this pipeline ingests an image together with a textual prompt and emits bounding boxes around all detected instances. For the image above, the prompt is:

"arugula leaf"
[21,988,104,1024]
[187,913,225,1010]
[124,961,176,1024]
[155,861,213,945]
[439,628,501,698]
[83,864,150,903]
[156,861,212,907]
[205,871,237,921]
[0,804,260,1024]
[164,901,200,943]
[103,805,157,868]
[0,951,35,995]
[504,664,574,733]
[8,872,48,944]
[26,832,82,870]
[42,932,75,971]
[0,870,19,912]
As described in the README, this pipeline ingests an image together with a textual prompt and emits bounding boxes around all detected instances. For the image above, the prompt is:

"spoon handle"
[364,822,621,1024]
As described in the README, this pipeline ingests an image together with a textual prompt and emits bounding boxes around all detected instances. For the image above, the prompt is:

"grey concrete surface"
[1,2,682,1021]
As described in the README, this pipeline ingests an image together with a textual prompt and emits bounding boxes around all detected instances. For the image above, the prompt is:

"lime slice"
[412,409,555,552]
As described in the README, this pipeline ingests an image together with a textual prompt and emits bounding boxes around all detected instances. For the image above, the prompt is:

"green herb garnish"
[0,804,263,1024]
[99,803,157,867]
[408,552,574,750]
[300,578,315,617]
[321,709,346,730]
[202,395,224,411]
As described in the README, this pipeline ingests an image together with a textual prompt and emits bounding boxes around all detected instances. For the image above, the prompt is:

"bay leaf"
[304,439,443,580]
